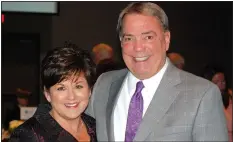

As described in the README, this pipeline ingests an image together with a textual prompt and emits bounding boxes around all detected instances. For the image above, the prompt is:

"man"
[92,43,123,77]
[4,88,30,129]
[86,2,228,141]
[92,43,114,65]
[167,52,185,70]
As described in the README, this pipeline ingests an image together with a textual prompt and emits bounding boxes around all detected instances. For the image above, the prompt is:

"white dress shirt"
[113,58,169,141]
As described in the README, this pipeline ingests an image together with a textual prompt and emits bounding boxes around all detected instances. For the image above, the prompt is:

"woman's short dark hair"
[41,42,96,90]
[202,65,224,82]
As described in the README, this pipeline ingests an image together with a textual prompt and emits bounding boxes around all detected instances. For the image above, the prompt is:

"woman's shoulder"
[13,117,39,131]
[82,113,96,125]
[82,113,97,142]
[9,117,39,141]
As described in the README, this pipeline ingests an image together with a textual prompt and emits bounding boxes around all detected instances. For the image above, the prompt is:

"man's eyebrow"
[121,31,157,38]
[142,31,157,35]
[122,33,134,37]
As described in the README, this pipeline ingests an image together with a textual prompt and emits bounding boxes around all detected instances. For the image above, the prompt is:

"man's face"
[17,98,29,106]
[94,50,112,65]
[120,13,170,79]
[176,63,184,70]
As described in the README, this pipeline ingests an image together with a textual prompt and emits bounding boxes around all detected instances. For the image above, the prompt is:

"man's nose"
[133,38,144,52]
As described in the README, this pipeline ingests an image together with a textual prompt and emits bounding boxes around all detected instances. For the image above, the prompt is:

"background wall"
[2,2,232,104]
[2,13,52,104]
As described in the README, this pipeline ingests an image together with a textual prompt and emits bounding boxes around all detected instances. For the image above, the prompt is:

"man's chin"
[132,70,153,80]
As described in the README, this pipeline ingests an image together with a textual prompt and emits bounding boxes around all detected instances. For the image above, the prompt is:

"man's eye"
[76,85,83,89]
[123,37,133,42]
[145,35,154,40]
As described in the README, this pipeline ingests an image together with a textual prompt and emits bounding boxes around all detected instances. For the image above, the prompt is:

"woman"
[203,66,232,142]
[9,42,97,142]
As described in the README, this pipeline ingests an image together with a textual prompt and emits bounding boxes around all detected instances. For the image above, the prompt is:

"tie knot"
[135,81,144,93]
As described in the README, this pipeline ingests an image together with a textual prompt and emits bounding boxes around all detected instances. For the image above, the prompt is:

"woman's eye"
[57,87,65,91]
[76,85,83,89]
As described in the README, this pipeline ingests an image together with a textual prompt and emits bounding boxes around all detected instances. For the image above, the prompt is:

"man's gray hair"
[117,2,169,37]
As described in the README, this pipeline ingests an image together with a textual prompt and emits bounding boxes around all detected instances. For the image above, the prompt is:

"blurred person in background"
[167,52,185,70]
[9,42,97,142]
[92,43,122,78]
[96,58,121,78]
[3,88,31,130]
[202,65,232,142]
[92,43,114,65]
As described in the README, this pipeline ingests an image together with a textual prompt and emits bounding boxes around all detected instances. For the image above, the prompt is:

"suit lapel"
[106,70,128,141]
[134,62,181,141]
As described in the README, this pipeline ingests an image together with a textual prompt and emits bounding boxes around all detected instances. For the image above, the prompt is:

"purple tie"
[125,81,144,142]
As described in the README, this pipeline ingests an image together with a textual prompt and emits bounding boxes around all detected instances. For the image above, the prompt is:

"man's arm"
[192,84,228,141]
[85,73,104,118]
[85,90,95,118]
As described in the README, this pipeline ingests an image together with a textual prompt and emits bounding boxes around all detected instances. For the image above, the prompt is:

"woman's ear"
[44,87,51,103]
[89,91,92,98]
[88,87,92,98]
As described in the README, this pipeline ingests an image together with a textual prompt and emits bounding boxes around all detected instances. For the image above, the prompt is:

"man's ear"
[43,87,51,103]
[164,31,170,51]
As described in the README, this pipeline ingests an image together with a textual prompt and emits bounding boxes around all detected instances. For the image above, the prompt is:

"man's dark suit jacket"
[9,104,97,142]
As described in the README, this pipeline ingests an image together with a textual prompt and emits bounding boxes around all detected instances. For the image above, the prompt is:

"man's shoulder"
[178,69,217,91]
[97,68,128,82]
[179,69,210,83]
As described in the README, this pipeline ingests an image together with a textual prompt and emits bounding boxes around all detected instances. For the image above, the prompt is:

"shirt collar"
[127,58,169,94]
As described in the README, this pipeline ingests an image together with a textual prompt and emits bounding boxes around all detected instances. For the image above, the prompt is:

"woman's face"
[44,72,91,120]
[212,72,226,92]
